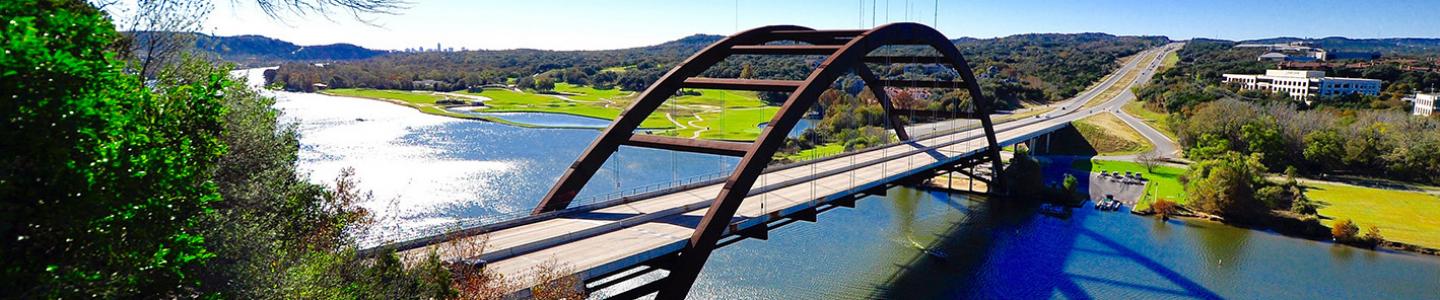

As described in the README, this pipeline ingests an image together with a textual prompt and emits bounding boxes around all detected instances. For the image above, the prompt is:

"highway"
[389,43,1184,296]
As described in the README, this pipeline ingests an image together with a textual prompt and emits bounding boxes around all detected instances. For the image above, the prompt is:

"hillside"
[268,32,1166,106]
[1239,37,1440,55]
[127,31,390,66]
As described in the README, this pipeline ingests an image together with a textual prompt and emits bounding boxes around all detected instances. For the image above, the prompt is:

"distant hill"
[267,31,1165,106]
[126,31,390,66]
[1238,37,1440,55]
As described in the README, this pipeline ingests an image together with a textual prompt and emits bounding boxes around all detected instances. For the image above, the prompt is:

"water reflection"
[691,185,1440,299]
[246,68,738,237]
[757,118,818,138]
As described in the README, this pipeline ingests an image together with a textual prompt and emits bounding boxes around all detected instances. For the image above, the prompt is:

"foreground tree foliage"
[2,0,225,296]
[3,1,460,298]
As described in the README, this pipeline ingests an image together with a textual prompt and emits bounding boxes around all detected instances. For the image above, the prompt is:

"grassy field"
[326,85,780,139]
[1305,182,1440,249]
[322,89,477,119]
[1121,100,1179,141]
[552,83,631,102]
[783,143,845,161]
[1072,113,1152,156]
[1071,159,1187,210]
[669,107,780,140]
[1083,49,1161,109]
[465,88,676,129]
[1158,51,1179,73]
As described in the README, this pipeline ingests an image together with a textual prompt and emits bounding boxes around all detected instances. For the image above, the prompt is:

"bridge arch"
[532,22,1006,298]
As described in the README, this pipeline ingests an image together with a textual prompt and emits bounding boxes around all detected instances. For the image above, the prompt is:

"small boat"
[924,248,949,260]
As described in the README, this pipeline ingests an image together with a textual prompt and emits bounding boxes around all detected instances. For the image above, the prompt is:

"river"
[242,68,1440,299]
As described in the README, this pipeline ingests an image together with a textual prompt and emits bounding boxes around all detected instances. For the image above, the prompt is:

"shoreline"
[315,90,619,130]
[1131,209,1440,258]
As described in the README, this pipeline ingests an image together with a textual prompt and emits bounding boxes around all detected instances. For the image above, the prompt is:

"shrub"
[1289,192,1318,215]
[1331,219,1360,242]
[1363,225,1385,247]
[1152,198,1179,219]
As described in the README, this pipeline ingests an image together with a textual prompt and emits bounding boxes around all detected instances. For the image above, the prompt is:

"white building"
[1221,70,1382,102]
[1409,93,1439,117]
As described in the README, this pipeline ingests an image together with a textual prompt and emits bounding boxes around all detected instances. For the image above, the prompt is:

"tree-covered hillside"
[267,32,1167,106]
[127,31,390,66]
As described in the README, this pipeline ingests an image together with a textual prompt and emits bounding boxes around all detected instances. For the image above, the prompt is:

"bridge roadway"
[394,44,1183,295]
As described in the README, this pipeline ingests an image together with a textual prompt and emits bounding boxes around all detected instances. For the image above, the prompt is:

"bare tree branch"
[245,0,408,24]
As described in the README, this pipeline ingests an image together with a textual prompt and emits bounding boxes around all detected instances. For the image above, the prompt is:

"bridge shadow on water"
[869,181,1222,299]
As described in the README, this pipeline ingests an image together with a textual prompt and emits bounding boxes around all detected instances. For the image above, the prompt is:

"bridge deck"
[386,42,1180,297]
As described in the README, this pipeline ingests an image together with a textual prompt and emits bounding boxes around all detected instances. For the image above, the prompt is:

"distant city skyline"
[194,0,1440,51]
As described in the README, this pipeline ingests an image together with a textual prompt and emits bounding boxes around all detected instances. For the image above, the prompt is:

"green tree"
[2,1,226,296]
[516,76,536,90]
[1239,122,1284,168]
[1183,152,1268,219]
[535,75,556,92]
[1188,133,1231,161]
[1003,147,1045,198]
[1302,130,1344,171]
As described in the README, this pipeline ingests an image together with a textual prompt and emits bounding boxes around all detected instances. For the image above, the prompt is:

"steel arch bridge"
[531,22,1005,298]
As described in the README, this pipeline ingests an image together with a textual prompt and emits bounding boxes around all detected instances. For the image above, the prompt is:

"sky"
[197,0,1440,51]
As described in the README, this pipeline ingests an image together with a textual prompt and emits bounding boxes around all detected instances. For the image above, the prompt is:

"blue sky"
[202,0,1440,51]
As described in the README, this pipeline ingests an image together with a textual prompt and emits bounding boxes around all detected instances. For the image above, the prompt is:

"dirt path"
[664,113,688,131]
[687,113,707,139]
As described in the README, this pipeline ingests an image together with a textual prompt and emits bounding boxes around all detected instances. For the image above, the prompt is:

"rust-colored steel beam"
[530,23,1005,299]
[531,25,818,214]
[654,22,1004,299]
[624,135,751,157]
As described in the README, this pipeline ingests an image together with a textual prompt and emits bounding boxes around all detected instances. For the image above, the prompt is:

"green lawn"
[327,85,779,138]
[552,83,630,102]
[601,65,634,73]
[463,88,675,129]
[1072,113,1152,156]
[1305,182,1440,249]
[670,107,780,141]
[1158,51,1179,73]
[326,88,443,104]
[323,88,476,119]
[673,89,768,108]
[1071,159,1187,210]
[1121,101,1179,141]
[783,143,845,161]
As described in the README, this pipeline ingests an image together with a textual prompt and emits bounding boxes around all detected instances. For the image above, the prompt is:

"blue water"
[757,118,818,138]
